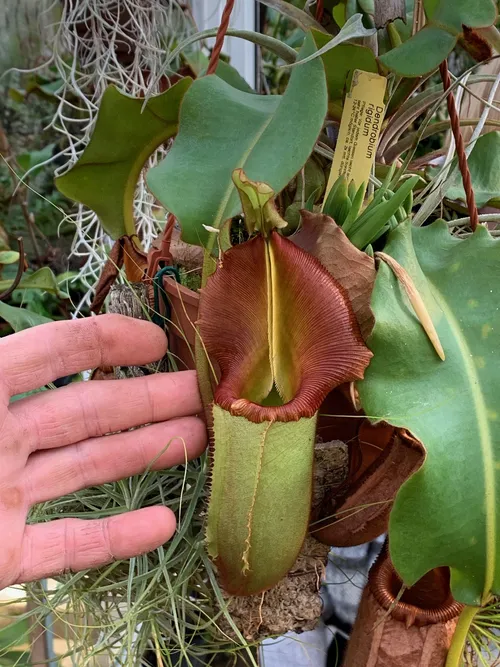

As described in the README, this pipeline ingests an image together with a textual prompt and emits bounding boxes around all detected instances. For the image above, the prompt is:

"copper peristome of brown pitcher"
[343,545,464,667]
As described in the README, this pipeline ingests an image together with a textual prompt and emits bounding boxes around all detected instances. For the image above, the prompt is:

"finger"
[16,507,175,583]
[25,417,207,504]
[11,370,202,453]
[1,314,167,400]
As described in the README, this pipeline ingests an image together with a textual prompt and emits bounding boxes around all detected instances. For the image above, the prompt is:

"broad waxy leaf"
[446,131,500,207]
[0,267,67,297]
[0,251,20,265]
[56,78,191,239]
[183,51,255,94]
[380,0,497,76]
[424,0,497,32]
[311,29,378,117]
[379,26,457,76]
[147,33,328,248]
[359,220,500,605]
[199,228,372,594]
[0,301,53,332]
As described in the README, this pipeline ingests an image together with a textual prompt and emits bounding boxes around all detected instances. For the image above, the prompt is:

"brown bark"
[374,0,406,29]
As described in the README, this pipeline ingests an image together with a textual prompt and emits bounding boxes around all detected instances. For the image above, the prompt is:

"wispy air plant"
[3,0,194,314]
[198,170,372,596]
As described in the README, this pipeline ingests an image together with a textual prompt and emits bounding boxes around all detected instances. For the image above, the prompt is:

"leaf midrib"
[429,278,496,602]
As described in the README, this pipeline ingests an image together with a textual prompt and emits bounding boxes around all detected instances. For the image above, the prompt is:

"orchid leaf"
[147,32,327,248]
[359,220,500,606]
[0,267,67,298]
[56,78,191,240]
[424,0,497,32]
[183,51,255,93]
[311,29,378,113]
[209,60,255,93]
[379,26,457,76]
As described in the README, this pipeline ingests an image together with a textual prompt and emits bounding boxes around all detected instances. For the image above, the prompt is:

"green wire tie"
[152,264,181,330]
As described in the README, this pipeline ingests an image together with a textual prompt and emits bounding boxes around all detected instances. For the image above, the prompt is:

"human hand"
[0,314,206,588]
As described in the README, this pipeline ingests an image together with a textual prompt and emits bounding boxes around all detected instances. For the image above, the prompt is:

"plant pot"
[343,547,463,667]
[162,276,200,371]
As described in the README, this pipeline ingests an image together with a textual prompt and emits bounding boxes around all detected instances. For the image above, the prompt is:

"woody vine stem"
[439,59,479,231]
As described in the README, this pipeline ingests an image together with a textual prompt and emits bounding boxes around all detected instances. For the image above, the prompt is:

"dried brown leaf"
[293,211,376,340]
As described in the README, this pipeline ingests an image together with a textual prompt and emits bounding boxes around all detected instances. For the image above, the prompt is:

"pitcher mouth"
[370,546,464,627]
[199,231,372,425]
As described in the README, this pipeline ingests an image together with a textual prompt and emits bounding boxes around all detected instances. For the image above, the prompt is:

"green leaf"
[56,79,192,239]
[424,0,497,32]
[285,14,376,69]
[209,60,255,93]
[147,32,328,247]
[56,270,79,285]
[0,251,20,265]
[359,220,500,605]
[17,143,55,175]
[312,29,378,106]
[258,0,326,32]
[0,267,68,297]
[285,27,306,48]
[167,28,298,69]
[183,51,255,93]
[379,26,457,76]
[333,2,347,27]
[347,175,419,248]
[0,301,53,331]
[446,131,500,207]
[380,0,497,76]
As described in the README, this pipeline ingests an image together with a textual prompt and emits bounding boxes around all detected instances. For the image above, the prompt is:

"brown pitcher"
[343,546,463,667]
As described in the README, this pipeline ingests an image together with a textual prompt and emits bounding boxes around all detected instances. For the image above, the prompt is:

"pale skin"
[0,314,207,589]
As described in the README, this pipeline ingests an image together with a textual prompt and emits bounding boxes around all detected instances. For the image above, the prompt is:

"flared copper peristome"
[343,547,463,667]
[198,231,372,423]
[370,545,464,628]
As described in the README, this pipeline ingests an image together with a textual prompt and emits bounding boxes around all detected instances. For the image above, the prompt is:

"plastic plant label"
[323,70,387,208]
